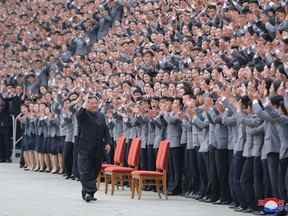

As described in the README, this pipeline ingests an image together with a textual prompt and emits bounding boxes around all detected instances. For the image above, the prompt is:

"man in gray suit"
[208,98,230,205]
[252,95,281,200]
[163,97,183,195]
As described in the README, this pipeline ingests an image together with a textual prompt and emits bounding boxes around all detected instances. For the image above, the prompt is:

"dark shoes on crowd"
[82,192,97,202]
[0,158,12,163]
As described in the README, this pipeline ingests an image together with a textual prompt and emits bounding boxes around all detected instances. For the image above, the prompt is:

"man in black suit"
[0,94,12,162]
[77,94,112,202]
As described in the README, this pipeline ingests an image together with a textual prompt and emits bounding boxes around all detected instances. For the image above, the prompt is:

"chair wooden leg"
[156,178,161,199]
[131,177,135,199]
[128,176,132,192]
[104,174,108,194]
[135,179,139,194]
[111,174,115,196]
[163,176,168,200]
[138,177,143,200]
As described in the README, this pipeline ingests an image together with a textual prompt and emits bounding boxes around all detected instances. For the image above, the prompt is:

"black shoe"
[242,208,254,213]
[228,203,239,209]
[84,193,93,202]
[195,195,204,200]
[234,207,247,212]
[0,159,5,163]
[198,196,208,201]
[5,159,12,163]
[253,210,266,215]
[203,198,218,203]
[70,176,76,180]
[212,200,221,205]
[82,191,86,200]
[65,176,71,180]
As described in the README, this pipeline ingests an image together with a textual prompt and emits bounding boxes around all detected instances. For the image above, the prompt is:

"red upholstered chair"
[97,136,126,189]
[131,140,170,200]
[104,137,141,195]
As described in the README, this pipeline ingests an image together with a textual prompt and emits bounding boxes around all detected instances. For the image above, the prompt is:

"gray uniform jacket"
[180,119,188,146]
[206,112,216,148]
[239,114,264,158]
[192,112,210,153]
[152,114,167,149]
[222,110,238,150]
[263,106,288,159]
[37,117,47,136]
[147,119,155,146]
[139,115,149,149]
[112,112,123,142]
[48,118,60,138]
[253,101,281,156]
[130,116,141,138]
[222,99,246,154]
[208,107,228,149]
[123,117,133,140]
[163,112,182,148]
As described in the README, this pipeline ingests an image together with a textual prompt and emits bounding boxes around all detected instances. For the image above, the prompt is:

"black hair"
[240,96,252,109]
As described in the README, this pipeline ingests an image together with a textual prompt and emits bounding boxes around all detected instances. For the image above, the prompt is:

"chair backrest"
[113,136,126,165]
[127,137,141,168]
[156,140,170,172]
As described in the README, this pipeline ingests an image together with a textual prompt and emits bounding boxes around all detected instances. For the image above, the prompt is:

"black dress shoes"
[234,207,247,212]
[252,210,266,215]
[228,202,239,209]
[84,193,97,202]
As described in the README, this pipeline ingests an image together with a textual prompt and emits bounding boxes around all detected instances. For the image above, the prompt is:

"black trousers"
[124,139,131,167]
[198,152,209,197]
[240,157,255,209]
[78,152,103,194]
[0,131,11,161]
[147,145,155,171]
[72,138,79,178]
[279,158,288,201]
[228,150,236,203]
[183,148,193,193]
[207,146,220,201]
[253,157,264,203]
[231,151,246,208]
[267,153,280,198]
[261,159,272,198]
[168,147,184,194]
[215,149,230,202]
[140,148,148,170]
[63,142,74,177]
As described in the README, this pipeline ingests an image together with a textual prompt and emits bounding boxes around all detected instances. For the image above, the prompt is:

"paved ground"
[0,163,247,216]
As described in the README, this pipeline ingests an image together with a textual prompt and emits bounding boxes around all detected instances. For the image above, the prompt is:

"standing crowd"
[1,0,288,215]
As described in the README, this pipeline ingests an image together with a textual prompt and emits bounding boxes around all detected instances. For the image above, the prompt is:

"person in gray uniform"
[208,98,230,205]
[237,100,264,212]
[48,111,60,174]
[152,97,167,163]
[37,103,48,172]
[252,95,281,200]
[192,98,210,200]
[147,97,158,172]
[163,97,183,195]
[42,106,51,172]
[259,96,288,202]
[138,98,150,170]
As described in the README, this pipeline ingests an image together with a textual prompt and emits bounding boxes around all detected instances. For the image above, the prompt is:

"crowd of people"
[0,0,288,214]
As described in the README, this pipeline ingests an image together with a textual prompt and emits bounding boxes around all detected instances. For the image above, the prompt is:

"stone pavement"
[0,163,247,216]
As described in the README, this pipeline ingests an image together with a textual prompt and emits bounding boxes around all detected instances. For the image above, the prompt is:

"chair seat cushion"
[104,166,134,173]
[101,164,117,169]
[132,170,163,177]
